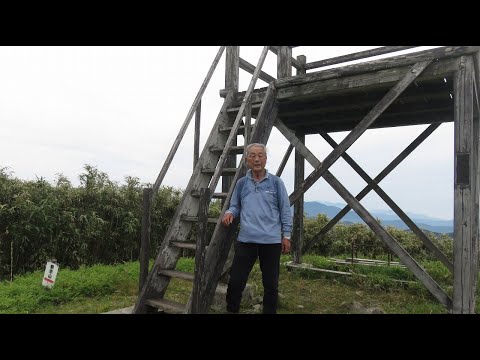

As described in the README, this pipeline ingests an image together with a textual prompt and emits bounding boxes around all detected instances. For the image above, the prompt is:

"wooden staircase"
[133,47,278,314]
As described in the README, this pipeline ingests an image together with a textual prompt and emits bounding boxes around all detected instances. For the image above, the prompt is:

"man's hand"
[281,238,291,254]
[222,212,234,226]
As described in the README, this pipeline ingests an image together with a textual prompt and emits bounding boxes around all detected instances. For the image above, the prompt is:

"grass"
[0,255,477,314]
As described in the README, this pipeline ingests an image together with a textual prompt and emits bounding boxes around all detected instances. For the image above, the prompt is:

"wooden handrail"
[305,46,418,70]
[207,46,270,198]
[152,46,225,194]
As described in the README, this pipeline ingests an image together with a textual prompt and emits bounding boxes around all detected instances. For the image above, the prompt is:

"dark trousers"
[226,241,282,314]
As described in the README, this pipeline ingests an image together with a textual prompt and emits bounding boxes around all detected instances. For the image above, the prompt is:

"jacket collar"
[246,168,269,181]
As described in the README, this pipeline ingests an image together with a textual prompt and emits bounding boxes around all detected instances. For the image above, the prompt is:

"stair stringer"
[133,91,236,313]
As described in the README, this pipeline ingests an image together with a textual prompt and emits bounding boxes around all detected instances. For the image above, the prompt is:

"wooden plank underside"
[277,58,458,101]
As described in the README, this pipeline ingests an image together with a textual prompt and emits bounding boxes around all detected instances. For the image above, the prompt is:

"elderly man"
[222,143,292,314]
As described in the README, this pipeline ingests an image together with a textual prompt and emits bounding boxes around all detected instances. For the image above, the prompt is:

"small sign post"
[42,260,59,289]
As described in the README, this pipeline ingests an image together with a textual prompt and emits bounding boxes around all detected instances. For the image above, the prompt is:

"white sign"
[42,261,59,289]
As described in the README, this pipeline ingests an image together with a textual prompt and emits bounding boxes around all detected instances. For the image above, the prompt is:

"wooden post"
[191,188,210,313]
[293,132,305,264]
[193,100,201,169]
[277,46,292,79]
[139,187,152,293]
[453,56,478,313]
[222,47,240,208]
[292,55,306,264]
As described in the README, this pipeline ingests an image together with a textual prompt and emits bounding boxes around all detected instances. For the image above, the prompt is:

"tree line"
[0,165,452,280]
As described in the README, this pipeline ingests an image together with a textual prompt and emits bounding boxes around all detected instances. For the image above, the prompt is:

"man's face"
[246,146,267,172]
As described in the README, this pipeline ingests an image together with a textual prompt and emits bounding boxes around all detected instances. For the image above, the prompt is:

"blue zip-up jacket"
[226,169,292,244]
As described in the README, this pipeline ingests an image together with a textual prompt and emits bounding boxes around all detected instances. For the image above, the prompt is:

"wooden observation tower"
[133,46,480,314]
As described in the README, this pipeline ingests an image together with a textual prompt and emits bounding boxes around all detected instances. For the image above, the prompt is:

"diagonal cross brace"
[289,60,432,205]
[318,129,453,273]
[275,118,452,310]
[304,123,441,253]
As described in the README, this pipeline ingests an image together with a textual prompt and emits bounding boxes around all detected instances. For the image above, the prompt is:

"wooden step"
[226,103,262,113]
[181,215,219,223]
[210,145,244,154]
[144,298,185,314]
[170,241,211,251]
[201,167,238,175]
[170,241,197,250]
[191,190,227,199]
[158,269,195,281]
[218,125,252,135]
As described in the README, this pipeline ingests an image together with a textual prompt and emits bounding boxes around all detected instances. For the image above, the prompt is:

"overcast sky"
[0,46,453,219]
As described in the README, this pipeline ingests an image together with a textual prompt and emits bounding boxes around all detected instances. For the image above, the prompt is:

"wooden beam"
[286,112,452,134]
[293,131,305,264]
[453,56,477,313]
[193,100,201,169]
[277,46,292,79]
[239,57,275,83]
[303,123,441,254]
[275,118,452,309]
[190,188,210,313]
[319,130,453,273]
[276,46,480,89]
[277,57,459,101]
[292,54,306,264]
[305,46,418,70]
[223,47,240,207]
[208,46,270,198]
[275,144,294,177]
[288,60,432,205]
[139,187,152,293]
[269,46,302,70]
[152,46,225,194]
[226,46,239,92]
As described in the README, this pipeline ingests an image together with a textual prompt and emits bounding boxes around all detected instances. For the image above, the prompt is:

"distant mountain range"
[302,201,453,234]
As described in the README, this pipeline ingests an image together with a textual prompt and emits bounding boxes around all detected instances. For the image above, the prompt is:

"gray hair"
[245,143,267,156]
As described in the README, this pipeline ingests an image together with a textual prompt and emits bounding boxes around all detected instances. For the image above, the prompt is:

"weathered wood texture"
[275,119,452,309]
[305,46,418,70]
[193,83,279,313]
[191,188,210,313]
[244,100,252,146]
[277,59,458,134]
[223,47,239,207]
[208,46,270,198]
[303,123,441,254]
[277,46,480,89]
[193,100,201,169]
[293,132,304,264]
[139,187,152,292]
[292,54,306,264]
[319,130,453,273]
[277,46,292,79]
[269,46,301,70]
[152,46,225,194]
[133,90,236,314]
[453,56,478,313]
[289,61,432,205]
[226,46,239,92]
